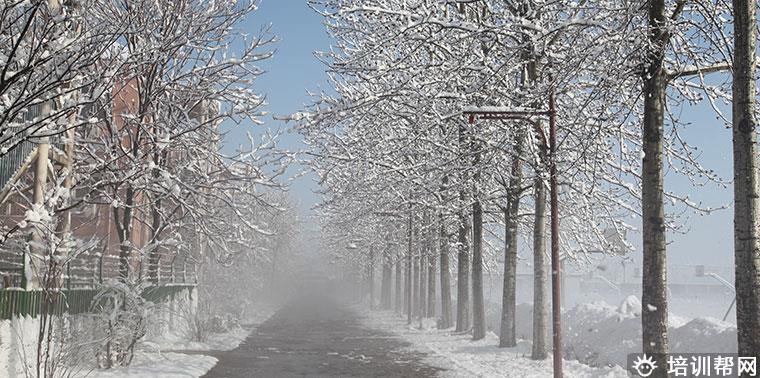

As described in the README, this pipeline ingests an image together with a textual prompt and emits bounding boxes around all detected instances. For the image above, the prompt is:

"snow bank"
[563,302,641,367]
[363,310,628,378]
[670,317,737,354]
[90,352,217,378]
[0,315,41,377]
[370,297,738,375]
[618,295,642,316]
[560,299,736,368]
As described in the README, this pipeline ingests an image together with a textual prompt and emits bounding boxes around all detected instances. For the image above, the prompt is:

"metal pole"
[406,205,413,325]
[723,296,736,322]
[464,102,561,374]
[549,90,563,378]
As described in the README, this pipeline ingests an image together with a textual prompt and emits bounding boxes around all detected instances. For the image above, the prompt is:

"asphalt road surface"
[202,294,443,378]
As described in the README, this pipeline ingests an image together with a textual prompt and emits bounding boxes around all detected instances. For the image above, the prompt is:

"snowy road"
[202,294,443,377]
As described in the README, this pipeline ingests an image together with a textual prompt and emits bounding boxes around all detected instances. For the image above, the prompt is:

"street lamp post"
[464,90,562,378]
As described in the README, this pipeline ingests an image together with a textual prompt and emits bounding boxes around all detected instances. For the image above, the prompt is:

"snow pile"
[670,317,737,354]
[370,297,738,375]
[617,295,642,316]
[563,302,641,367]
[92,352,217,378]
[561,298,736,368]
[363,310,628,378]
[98,311,272,378]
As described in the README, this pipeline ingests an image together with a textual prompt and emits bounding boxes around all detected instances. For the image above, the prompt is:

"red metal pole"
[549,90,563,378]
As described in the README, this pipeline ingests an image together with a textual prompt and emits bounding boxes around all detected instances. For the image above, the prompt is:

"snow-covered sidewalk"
[361,310,628,378]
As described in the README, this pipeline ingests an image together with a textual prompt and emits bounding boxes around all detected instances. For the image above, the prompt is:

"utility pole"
[548,90,563,378]
[464,87,563,377]
[406,205,413,324]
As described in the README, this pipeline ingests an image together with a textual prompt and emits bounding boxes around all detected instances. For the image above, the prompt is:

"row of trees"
[3,0,289,287]
[298,0,758,376]
[2,0,291,373]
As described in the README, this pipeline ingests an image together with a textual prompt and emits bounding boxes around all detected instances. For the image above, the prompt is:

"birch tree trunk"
[500,135,523,347]
[732,0,760,361]
[439,212,453,329]
[641,1,669,373]
[532,177,549,359]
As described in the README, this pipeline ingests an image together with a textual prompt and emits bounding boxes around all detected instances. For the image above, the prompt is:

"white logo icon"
[633,354,658,377]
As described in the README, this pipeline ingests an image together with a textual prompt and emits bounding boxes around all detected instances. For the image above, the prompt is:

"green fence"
[0,285,195,320]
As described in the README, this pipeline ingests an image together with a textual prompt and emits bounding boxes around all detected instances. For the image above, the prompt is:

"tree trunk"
[148,153,163,284]
[427,238,436,318]
[25,138,50,290]
[455,205,470,332]
[439,212,453,329]
[732,0,760,361]
[419,248,427,320]
[641,1,669,373]
[472,198,485,340]
[456,122,471,333]
[395,258,403,313]
[53,127,75,289]
[532,178,549,359]
[500,136,523,347]
[472,134,486,340]
[413,244,420,318]
[114,186,135,284]
[381,251,392,310]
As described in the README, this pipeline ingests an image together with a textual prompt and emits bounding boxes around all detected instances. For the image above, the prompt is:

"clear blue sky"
[223,0,332,220]
[225,1,736,269]
[662,92,734,268]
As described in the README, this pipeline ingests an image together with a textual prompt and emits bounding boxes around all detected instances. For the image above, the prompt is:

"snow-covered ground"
[363,296,738,377]
[88,352,218,378]
[97,308,274,378]
[362,310,629,378]
[497,296,737,368]
[145,319,261,353]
